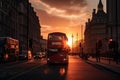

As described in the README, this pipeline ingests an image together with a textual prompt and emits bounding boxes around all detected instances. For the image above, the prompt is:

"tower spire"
[98,0,103,11]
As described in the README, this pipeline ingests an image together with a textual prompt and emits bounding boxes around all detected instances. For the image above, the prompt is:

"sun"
[67,37,72,47]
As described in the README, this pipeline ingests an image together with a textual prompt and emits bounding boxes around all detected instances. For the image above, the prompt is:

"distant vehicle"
[19,50,32,60]
[40,52,46,58]
[19,52,27,60]
[47,32,70,64]
[0,37,19,62]
[33,52,42,59]
[33,52,46,59]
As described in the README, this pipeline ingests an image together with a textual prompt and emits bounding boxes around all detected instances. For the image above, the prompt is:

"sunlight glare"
[67,37,72,47]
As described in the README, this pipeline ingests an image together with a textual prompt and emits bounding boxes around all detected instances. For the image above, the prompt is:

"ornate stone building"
[0,0,41,54]
[84,0,107,54]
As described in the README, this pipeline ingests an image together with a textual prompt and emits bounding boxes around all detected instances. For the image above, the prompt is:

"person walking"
[96,49,100,62]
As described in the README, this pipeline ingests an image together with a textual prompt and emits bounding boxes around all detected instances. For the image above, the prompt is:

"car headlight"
[47,58,50,61]
[63,58,67,61]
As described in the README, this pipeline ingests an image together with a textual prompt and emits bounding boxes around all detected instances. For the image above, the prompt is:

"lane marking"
[7,64,43,80]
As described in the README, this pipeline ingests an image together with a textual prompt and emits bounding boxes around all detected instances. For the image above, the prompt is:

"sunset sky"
[29,0,106,41]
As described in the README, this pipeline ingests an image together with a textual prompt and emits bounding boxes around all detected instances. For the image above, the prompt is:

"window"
[49,35,64,40]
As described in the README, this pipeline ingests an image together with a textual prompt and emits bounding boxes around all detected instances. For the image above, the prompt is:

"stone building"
[84,0,107,54]
[107,0,120,51]
[0,0,41,54]
[0,0,17,37]
[40,36,47,52]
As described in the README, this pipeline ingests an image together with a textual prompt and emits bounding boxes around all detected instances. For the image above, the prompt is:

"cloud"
[40,0,87,7]
[29,0,90,39]
[30,0,66,16]
[41,25,53,33]
[41,25,62,33]
[30,0,89,27]
[30,0,88,17]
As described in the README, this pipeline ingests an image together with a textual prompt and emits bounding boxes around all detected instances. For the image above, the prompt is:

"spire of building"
[98,0,103,11]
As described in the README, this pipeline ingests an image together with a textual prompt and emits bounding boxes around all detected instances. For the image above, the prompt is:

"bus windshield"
[48,34,67,40]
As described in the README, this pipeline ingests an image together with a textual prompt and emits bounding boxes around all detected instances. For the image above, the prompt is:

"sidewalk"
[86,57,120,74]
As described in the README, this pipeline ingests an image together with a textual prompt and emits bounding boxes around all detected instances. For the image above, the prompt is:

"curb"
[86,60,120,75]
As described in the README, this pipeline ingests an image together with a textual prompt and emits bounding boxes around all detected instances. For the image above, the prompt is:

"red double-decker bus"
[47,32,70,64]
[0,37,19,62]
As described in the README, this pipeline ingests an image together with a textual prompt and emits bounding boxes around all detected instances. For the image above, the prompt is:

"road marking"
[7,64,43,80]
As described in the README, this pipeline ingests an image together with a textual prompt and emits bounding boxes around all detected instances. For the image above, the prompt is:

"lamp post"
[72,34,73,54]
[26,0,29,60]
[76,33,78,54]
[108,38,113,64]
[115,0,119,64]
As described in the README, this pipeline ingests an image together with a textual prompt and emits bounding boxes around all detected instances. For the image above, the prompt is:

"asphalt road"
[0,56,120,80]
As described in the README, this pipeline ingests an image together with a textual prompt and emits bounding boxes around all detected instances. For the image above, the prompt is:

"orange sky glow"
[29,0,106,44]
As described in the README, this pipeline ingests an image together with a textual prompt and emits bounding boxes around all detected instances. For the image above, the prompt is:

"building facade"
[40,36,47,52]
[0,0,41,54]
[84,0,107,54]
[107,0,120,51]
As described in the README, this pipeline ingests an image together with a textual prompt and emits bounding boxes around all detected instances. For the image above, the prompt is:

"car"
[18,52,27,60]
[40,52,46,58]
[33,52,42,59]
[33,52,46,59]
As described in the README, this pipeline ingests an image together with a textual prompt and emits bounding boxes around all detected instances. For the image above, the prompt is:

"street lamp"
[115,0,119,64]
[25,0,30,60]
[71,34,74,54]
